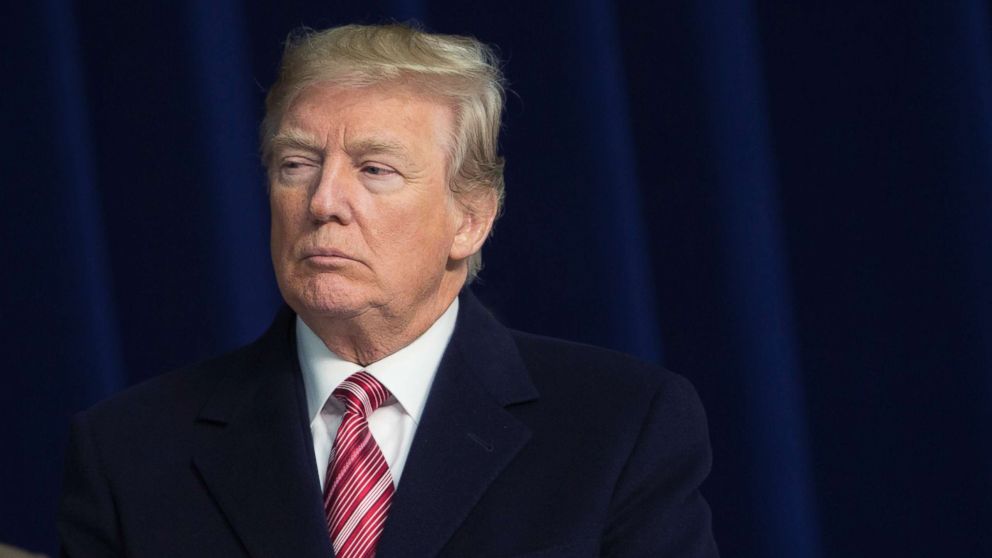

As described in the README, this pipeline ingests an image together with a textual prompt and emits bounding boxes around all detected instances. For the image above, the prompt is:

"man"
[59,23,718,557]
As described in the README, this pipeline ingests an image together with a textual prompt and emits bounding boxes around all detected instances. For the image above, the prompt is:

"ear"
[449,188,498,262]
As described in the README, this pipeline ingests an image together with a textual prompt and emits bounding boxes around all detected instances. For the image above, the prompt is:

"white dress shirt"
[296,299,459,490]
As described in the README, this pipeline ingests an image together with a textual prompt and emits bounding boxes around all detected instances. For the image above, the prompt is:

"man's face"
[269,81,468,324]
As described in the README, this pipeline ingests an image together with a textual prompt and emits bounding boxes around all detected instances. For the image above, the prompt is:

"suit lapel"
[376,291,538,558]
[191,309,334,558]
[187,292,535,558]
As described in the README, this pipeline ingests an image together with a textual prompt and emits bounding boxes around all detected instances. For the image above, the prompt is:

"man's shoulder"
[80,307,299,427]
[510,329,655,368]
[78,336,267,434]
[507,329,700,411]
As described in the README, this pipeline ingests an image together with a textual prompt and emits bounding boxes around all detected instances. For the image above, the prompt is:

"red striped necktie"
[324,371,395,558]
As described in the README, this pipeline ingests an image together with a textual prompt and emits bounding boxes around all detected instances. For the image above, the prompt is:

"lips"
[303,247,352,259]
[300,246,360,268]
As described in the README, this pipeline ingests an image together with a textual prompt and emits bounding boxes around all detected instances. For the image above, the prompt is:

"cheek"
[390,203,457,260]
[269,195,305,254]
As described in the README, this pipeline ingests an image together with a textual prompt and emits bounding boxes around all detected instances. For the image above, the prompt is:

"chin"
[287,274,377,320]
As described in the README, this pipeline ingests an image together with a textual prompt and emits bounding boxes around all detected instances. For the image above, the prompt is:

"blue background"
[3,1,992,556]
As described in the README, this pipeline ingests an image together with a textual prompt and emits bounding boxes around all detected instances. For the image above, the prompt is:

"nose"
[308,157,354,225]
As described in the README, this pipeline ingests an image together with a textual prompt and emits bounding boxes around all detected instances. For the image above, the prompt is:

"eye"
[361,164,396,177]
[275,156,320,186]
[280,158,315,171]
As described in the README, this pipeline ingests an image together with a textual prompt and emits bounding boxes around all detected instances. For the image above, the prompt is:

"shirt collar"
[296,298,459,424]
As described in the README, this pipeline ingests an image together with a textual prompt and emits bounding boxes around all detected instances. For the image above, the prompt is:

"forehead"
[277,81,456,154]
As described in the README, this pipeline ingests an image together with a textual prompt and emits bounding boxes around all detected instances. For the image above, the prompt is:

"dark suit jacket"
[59,291,718,557]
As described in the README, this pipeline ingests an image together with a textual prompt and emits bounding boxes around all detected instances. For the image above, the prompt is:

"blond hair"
[261,23,506,280]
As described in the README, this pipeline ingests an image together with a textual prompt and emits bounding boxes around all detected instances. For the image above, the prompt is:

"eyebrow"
[268,128,325,155]
[268,130,414,165]
[345,138,413,164]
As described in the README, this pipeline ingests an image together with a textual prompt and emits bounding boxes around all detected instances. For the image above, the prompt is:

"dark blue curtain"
[4,1,991,556]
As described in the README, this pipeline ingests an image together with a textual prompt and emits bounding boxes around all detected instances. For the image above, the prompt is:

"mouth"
[301,248,358,268]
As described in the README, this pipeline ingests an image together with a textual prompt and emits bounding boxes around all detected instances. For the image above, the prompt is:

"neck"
[300,274,464,366]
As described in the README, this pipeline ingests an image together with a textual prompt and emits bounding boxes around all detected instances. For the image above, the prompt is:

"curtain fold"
[185,0,280,344]
[689,2,820,556]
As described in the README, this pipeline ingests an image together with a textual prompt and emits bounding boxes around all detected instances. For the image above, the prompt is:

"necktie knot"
[333,371,390,418]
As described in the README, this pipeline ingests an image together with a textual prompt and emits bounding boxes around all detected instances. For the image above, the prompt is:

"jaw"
[284,264,467,366]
